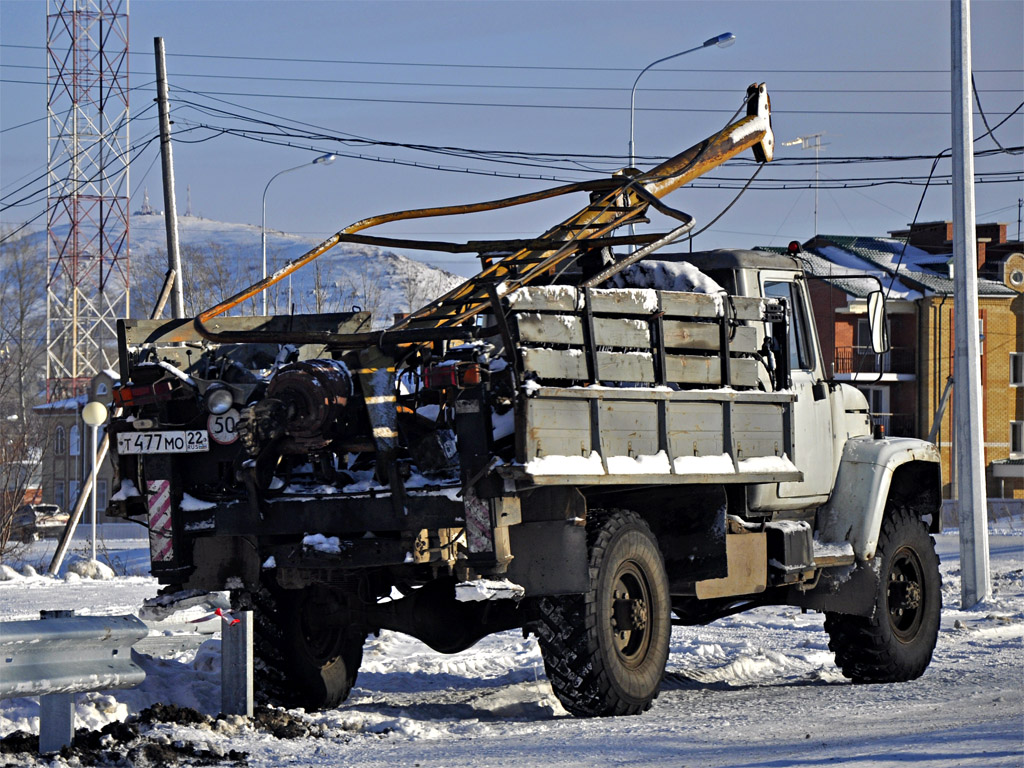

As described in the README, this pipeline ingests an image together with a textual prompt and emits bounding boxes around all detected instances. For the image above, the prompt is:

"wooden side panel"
[522,397,592,459]
[521,349,758,387]
[597,399,661,459]
[732,402,790,460]
[517,315,759,355]
[520,389,799,486]
[507,286,766,322]
[659,292,764,321]
[663,356,758,387]
[667,401,728,458]
[516,314,651,348]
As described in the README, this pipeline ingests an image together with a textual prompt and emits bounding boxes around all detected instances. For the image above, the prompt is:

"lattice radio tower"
[45,0,130,400]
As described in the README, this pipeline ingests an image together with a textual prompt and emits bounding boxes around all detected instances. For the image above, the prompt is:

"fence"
[0,610,147,753]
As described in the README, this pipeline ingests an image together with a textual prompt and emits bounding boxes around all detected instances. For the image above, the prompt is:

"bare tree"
[135,241,264,318]
[0,231,47,421]
[402,270,456,316]
[0,229,48,559]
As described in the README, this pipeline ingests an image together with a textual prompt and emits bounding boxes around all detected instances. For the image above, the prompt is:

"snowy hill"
[130,212,464,325]
[4,212,465,328]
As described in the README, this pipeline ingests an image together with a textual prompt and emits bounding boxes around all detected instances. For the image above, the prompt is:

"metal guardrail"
[0,610,148,754]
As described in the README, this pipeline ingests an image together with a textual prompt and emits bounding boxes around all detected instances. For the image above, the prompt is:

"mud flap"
[505,520,589,596]
[147,479,175,563]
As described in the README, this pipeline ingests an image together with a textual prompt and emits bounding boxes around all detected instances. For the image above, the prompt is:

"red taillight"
[424,365,459,390]
[112,379,175,407]
[423,363,482,390]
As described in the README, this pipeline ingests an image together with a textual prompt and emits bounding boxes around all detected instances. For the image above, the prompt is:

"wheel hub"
[613,597,648,632]
[887,545,926,642]
[609,560,655,666]
[889,580,922,611]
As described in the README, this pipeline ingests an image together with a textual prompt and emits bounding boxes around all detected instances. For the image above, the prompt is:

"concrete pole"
[154,38,185,319]
[221,610,254,717]
[951,0,991,608]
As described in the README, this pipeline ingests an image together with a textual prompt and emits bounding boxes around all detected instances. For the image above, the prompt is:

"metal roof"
[811,235,1014,297]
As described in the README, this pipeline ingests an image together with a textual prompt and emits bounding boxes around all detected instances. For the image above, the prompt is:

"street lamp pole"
[628,33,735,236]
[81,401,108,563]
[261,153,337,315]
[628,33,736,172]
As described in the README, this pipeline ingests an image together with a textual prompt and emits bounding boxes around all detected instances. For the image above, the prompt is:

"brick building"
[33,373,118,523]
[768,224,1022,499]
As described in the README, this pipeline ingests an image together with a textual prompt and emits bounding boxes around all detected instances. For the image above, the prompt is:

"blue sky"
[2,0,1021,276]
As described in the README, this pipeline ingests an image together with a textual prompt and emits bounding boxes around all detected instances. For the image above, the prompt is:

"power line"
[5,63,1022,96]
[130,85,1024,117]
[4,44,1022,74]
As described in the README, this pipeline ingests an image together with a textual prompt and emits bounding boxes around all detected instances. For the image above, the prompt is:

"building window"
[1012,353,1023,387]
[97,479,108,511]
[69,424,80,457]
[54,426,66,456]
[1012,422,1023,458]
[54,482,65,511]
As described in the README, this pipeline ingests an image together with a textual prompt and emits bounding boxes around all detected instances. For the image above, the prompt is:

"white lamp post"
[81,401,108,563]
[627,33,735,238]
[628,33,736,172]
[261,153,337,315]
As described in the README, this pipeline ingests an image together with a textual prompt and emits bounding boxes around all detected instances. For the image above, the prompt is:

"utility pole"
[951,0,990,608]
[154,37,185,319]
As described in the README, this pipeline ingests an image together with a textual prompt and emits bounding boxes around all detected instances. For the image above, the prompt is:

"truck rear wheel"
[254,581,364,710]
[825,504,941,683]
[537,509,670,717]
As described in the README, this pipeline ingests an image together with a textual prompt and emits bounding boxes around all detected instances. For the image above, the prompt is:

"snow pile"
[606,451,672,474]
[66,558,116,580]
[591,286,660,312]
[673,453,736,474]
[505,284,583,310]
[737,454,799,473]
[302,534,346,554]
[455,579,526,602]
[180,493,217,512]
[609,259,725,295]
[524,451,604,476]
[110,478,141,501]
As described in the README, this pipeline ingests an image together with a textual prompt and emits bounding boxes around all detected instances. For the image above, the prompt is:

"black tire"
[537,509,671,717]
[825,504,941,683]
[253,581,364,710]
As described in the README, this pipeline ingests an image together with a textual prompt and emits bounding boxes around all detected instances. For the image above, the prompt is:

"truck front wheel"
[824,504,941,683]
[537,509,671,717]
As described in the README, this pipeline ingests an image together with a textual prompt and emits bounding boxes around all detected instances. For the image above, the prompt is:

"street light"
[81,400,108,563]
[261,153,337,315]
[628,33,736,172]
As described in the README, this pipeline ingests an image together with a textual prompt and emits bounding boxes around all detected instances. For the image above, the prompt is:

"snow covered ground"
[1,525,1021,767]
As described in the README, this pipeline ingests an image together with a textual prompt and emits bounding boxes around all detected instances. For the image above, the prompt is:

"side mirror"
[867,290,890,354]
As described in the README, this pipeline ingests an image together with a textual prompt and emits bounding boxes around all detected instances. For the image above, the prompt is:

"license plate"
[116,430,209,454]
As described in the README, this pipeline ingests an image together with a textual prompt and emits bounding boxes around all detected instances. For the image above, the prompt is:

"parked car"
[13,504,69,541]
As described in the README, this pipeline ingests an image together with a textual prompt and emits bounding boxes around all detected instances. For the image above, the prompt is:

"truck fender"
[816,437,941,561]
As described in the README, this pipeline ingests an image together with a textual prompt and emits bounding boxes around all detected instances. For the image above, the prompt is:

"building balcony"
[834,346,915,377]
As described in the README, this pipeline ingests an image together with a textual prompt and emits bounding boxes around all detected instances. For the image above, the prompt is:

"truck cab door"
[759,273,834,503]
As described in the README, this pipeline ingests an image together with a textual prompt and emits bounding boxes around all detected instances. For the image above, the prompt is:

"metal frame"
[46,0,131,400]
